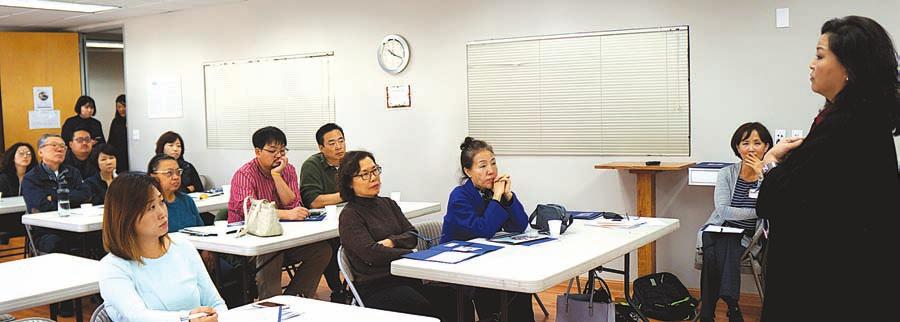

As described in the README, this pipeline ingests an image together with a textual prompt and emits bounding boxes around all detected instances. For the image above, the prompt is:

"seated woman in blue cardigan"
[441,136,534,322]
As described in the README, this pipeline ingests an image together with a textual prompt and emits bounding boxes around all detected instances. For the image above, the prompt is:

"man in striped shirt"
[227,126,332,300]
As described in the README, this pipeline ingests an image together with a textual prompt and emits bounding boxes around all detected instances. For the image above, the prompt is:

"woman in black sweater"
[337,151,460,322]
[155,131,204,193]
[757,16,899,321]
[107,94,129,173]
[61,95,105,144]
[0,142,37,244]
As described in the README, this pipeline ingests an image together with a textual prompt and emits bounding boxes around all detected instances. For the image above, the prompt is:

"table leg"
[75,297,83,322]
[632,171,657,276]
[499,291,509,322]
[456,288,465,322]
[623,253,649,322]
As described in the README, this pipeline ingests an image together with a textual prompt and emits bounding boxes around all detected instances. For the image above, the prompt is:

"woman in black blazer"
[0,142,37,244]
[757,16,899,321]
[61,95,105,144]
[155,131,204,193]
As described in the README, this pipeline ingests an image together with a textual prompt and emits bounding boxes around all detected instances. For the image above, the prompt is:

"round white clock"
[377,34,410,74]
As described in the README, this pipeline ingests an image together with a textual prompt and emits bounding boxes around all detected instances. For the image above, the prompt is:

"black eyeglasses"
[354,165,382,181]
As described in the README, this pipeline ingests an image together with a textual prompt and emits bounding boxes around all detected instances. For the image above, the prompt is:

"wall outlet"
[791,129,804,138]
[774,129,786,143]
[132,129,140,140]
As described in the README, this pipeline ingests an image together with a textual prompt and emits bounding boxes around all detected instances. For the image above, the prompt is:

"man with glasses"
[21,133,93,317]
[227,126,331,300]
[300,123,347,303]
[63,127,99,178]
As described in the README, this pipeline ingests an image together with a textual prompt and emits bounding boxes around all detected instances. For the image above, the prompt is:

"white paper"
[776,8,790,28]
[703,225,744,234]
[387,85,411,108]
[427,251,478,264]
[33,86,54,110]
[586,218,647,229]
[28,110,60,129]
[219,306,282,322]
[147,77,184,118]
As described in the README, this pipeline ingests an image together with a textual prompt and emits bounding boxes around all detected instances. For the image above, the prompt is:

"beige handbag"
[239,196,283,237]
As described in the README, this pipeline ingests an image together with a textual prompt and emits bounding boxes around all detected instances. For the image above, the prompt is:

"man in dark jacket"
[63,127,98,179]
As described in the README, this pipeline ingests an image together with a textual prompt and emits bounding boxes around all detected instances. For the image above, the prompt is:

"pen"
[187,312,213,320]
[624,212,631,221]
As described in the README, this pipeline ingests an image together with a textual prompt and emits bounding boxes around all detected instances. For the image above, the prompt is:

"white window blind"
[204,52,335,150]
[467,27,689,155]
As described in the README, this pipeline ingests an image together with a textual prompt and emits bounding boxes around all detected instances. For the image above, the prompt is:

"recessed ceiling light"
[85,40,123,49]
[0,0,119,13]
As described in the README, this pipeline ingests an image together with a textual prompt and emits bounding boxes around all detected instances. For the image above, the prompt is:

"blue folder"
[568,211,602,220]
[402,241,503,264]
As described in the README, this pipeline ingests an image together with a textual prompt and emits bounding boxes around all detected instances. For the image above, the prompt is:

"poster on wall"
[386,85,411,109]
[147,77,184,118]
[28,110,60,129]
[32,86,54,110]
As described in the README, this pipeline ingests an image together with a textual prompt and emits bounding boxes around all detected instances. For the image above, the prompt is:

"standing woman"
[155,131,205,193]
[757,16,899,321]
[108,94,129,172]
[441,137,533,322]
[61,95,105,145]
[99,173,225,322]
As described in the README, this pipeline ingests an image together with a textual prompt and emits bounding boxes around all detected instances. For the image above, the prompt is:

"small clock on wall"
[377,34,410,74]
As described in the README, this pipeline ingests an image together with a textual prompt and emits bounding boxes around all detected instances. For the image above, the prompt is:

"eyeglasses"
[72,137,92,144]
[261,147,289,156]
[16,151,32,157]
[354,165,383,181]
[40,143,67,150]
[153,168,184,178]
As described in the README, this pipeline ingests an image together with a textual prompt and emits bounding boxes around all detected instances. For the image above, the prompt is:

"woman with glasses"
[337,151,458,321]
[155,131,205,193]
[148,154,203,233]
[84,144,118,206]
[441,136,533,322]
[0,142,38,197]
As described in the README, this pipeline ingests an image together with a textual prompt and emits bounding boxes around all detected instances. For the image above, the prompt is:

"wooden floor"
[1,236,760,321]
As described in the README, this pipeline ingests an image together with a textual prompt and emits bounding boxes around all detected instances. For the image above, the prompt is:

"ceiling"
[0,0,245,32]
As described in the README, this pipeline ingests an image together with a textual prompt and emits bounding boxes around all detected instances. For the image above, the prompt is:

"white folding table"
[0,253,100,322]
[219,295,439,322]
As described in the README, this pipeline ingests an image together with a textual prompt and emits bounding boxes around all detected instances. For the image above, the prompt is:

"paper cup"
[325,205,338,216]
[547,220,562,238]
[390,191,401,202]
[214,220,229,236]
[81,203,93,209]
[222,184,232,197]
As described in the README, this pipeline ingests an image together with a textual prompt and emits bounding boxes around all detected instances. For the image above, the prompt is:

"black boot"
[727,305,744,322]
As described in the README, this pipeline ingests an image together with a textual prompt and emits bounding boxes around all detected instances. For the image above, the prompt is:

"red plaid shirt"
[227,158,302,223]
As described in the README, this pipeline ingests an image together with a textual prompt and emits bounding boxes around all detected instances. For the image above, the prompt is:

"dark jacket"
[440,179,528,243]
[63,150,98,179]
[178,159,204,193]
[22,164,93,214]
[84,174,111,205]
[0,173,22,197]
[757,106,899,321]
[61,116,105,145]
[338,197,417,285]
[108,116,129,172]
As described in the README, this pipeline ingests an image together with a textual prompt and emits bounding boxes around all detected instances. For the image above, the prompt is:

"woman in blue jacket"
[442,136,534,322]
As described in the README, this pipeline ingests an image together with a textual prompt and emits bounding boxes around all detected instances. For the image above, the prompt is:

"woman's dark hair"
[459,136,493,183]
[91,143,118,169]
[147,154,178,173]
[252,126,287,149]
[102,173,166,265]
[336,150,376,202]
[821,16,900,135]
[73,95,96,116]
[114,94,126,120]
[154,131,185,160]
[729,122,774,158]
[1,142,37,177]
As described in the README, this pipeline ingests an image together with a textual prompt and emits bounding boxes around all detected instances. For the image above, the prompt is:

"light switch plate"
[132,129,140,140]
[775,129,786,143]
[791,129,803,138]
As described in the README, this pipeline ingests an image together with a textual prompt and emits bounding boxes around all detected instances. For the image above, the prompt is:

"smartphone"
[253,301,289,309]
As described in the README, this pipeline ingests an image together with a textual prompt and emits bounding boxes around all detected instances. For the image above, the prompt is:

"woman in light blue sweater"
[99,173,225,322]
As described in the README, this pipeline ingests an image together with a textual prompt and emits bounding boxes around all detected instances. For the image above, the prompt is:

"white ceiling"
[0,0,246,32]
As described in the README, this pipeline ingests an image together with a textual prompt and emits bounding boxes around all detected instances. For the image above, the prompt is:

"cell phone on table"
[252,301,289,309]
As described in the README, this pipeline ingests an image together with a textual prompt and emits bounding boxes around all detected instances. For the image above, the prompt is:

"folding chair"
[336,246,364,307]
[693,221,767,321]
[89,303,112,322]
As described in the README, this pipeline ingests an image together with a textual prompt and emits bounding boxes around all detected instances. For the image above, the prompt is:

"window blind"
[467,27,689,155]
[204,52,335,150]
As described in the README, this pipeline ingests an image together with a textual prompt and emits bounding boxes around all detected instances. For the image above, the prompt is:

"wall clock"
[378,34,410,74]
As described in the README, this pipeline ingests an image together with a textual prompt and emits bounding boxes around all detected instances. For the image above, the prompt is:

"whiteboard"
[203,52,335,150]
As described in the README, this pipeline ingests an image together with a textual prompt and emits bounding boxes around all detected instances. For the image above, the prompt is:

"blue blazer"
[440,179,528,243]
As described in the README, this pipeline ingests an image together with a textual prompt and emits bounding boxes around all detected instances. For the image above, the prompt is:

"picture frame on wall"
[386,85,411,109]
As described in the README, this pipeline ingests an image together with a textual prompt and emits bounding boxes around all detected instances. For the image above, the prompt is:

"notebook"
[280,209,327,222]
[489,231,551,245]
[402,241,503,264]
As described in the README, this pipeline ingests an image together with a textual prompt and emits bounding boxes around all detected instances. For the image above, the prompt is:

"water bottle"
[57,183,70,217]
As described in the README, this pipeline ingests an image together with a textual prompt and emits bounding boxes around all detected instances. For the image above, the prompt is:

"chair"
[11,318,54,322]
[693,222,767,321]
[336,246,364,307]
[199,175,213,192]
[89,303,111,322]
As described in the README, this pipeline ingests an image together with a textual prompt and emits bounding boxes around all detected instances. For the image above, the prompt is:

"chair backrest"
[12,318,55,322]
[90,303,112,322]
[199,175,212,192]
[336,246,364,307]
[412,220,443,251]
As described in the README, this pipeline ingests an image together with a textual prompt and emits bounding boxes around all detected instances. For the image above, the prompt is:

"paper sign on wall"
[147,77,184,118]
[386,85,411,109]
[33,86,54,110]
[28,110,60,129]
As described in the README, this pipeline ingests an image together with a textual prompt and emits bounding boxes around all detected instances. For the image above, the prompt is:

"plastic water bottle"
[57,183,70,217]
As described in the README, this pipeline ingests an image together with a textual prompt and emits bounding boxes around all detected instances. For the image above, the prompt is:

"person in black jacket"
[22,134,93,250]
[757,16,899,321]
[155,131,204,193]
[0,142,37,244]
[61,95,105,145]
[63,127,99,179]
[83,144,118,205]
[107,94,129,173]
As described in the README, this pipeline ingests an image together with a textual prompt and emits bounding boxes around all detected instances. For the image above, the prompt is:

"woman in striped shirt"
[697,122,772,322]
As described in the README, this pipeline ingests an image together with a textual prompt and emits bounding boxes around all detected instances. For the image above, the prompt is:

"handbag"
[529,204,574,234]
[238,196,283,237]
[556,275,615,322]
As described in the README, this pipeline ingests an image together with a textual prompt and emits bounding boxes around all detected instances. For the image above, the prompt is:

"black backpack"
[631,272,698,321]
